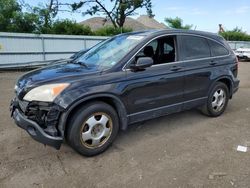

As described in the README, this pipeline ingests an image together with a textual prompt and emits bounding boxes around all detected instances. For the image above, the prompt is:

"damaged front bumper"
[10,98,64,149]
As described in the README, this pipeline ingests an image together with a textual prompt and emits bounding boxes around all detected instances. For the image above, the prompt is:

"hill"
[80,15,168,31]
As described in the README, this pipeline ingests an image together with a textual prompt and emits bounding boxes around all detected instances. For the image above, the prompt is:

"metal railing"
[227,41,250,50]
[0,32,108,67]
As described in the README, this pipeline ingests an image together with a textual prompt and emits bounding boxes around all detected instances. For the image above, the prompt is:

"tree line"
[164,17,250,41]
[0,0,151,36]
[219,27,250,41]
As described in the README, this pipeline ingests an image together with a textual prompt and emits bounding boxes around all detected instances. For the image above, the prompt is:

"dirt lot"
[0,62,250,188]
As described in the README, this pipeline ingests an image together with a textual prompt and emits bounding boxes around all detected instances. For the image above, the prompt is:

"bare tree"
[70,0,154,28]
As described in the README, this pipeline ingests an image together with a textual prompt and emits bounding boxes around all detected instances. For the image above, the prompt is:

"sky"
[24,0,250,33]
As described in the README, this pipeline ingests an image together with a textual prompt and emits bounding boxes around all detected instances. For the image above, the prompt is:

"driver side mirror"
[130,57,153,70]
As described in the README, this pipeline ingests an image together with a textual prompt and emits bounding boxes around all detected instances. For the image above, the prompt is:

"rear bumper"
[11,106,63,150]
[233,79,240,94]
[233,85,239,94]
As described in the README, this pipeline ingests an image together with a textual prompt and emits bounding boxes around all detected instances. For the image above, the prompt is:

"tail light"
[236,56,239,70]
[232,56,239,77]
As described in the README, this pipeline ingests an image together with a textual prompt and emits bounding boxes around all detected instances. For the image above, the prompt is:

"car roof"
[127,29,222,41]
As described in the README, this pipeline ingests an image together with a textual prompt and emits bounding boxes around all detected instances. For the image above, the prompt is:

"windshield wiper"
[71,60,89,68]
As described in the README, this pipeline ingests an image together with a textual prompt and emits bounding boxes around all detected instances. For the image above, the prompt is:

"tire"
[201,82,229,117]
[67,102,119,157]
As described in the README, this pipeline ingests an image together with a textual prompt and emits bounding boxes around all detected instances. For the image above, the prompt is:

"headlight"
[23,83,69,102]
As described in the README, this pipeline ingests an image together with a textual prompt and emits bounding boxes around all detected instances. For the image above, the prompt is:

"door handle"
[210,61,217,66]
[170,66,183,71]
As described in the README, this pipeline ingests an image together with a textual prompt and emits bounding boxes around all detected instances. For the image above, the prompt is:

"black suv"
[10,30,239,156]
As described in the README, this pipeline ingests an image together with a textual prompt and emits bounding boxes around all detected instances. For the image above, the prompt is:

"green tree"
[164,17,192,30]
[71,0,153,28]
[219,27,250,41]
[9,12,39,33]
[0,0,135,36]
[0,0,20,31]
[50,19,93,35]
[30,0,62,33]
[0,0,39,33]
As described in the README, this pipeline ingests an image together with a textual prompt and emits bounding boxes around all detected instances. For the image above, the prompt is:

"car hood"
[16,62,100,91]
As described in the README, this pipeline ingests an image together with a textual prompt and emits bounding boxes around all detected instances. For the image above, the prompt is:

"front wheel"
[67,102,119,156]
[201,82,229,117]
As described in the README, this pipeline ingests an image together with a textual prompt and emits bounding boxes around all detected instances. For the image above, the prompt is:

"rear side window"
[180,35,210,61]
[208,40,229,56]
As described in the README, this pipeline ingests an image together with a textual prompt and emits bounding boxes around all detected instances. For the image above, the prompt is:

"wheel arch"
[210,76,233,98]
[60,94,128,137]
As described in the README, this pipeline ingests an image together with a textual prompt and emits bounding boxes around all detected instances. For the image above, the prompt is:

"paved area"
[0,62,250,188]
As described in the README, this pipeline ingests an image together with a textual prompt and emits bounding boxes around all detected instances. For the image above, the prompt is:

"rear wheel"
[67,102,119,156]
[201,82,229,117]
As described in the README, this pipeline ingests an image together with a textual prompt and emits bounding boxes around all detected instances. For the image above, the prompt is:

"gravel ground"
[0,62,250,188]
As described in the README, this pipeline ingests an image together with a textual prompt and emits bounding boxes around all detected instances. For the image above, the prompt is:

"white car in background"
[235,48,250,60]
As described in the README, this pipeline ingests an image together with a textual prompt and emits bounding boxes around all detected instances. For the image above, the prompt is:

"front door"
[124,35,185,123]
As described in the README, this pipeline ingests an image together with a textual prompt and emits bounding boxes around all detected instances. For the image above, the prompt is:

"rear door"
[178,35,213,110]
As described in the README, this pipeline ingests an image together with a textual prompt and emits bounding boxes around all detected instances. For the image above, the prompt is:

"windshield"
[74,34,145,70]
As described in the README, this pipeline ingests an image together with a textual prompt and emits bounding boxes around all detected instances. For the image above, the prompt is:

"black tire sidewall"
[67,102,119,156]
[207,82,229,117]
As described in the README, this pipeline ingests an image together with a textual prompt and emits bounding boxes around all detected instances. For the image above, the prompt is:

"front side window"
[180,35,210,61]
[158,37,176,63]
[75,34,145,70]
[135,36,176,65]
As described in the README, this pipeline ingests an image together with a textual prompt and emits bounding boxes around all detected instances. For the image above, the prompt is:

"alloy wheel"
[80,112,113,149]
[211,88,226,112]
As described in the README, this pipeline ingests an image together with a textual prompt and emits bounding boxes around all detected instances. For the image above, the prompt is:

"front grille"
[14,97,63,137]
[25,102,63,136]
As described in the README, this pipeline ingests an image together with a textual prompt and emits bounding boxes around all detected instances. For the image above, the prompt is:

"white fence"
[227,41,250,50]
[0,32,108,65]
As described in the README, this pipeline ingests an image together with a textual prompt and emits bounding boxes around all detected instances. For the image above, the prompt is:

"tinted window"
[158,37,176,63]
[181,36,210,60]
[150,40,158,53]
[136,40,158,57]
[208,40,229,56]
[164,43,173,54]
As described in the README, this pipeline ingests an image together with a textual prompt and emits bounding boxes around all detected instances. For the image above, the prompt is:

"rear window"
[180,36,210,61]
[208,40,229,57]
